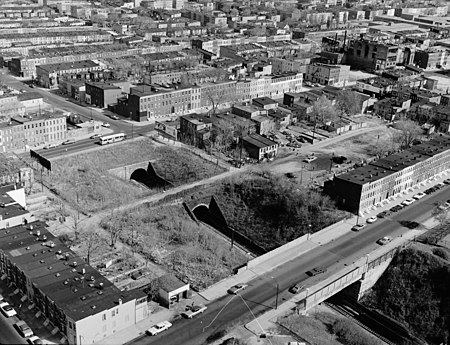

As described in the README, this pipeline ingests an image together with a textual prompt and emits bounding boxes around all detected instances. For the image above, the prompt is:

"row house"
[182,10,228,27]
[373,96,411,121]
[9,44,140,78]
[85,82,122,109]
[325,135,450,213]
[414,47,450,70]
[0,185,33,229]
[0,220,148,345]
[0,30,112,48]
[355,77,395,98]
[0,114,66,152]
[191,34,291,56]
[36,60,101,89]
[270,55,313,74]
[0,94,25,121]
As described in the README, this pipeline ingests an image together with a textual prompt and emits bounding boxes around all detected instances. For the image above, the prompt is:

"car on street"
[108,114,120,120]
[400,220,420,229]
[288,283,304,294]
[438,202,450,211]
[228,284,248,294]
[424,188,434,195]
[29,84,34,88]
[351,224,366,231]
[306,267,327,276]
[0,302,17,317]
[402,198,415,206]
[90,134,102,139]
[146,321,172,336]
[377,236,392,245]
[377,210,391,218]
[27,336,43,345]
[101,122,110,127]
[390,205,404,212]
[435,182,446,189]
[15,321,33,338]
[413,192,426,200]
[285,172,297,179]
[303,156,317,163]
[62,139,75,145]
[443,179,450,185]
[366,216,378,224]
[181,305,207,319]
[43,143,58,149]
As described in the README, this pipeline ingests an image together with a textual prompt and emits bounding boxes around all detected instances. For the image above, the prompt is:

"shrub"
[332,319,381,345]
[432,248,449,261]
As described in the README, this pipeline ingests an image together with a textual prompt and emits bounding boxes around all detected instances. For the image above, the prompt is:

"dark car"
[400,220,420,229]
[306,267,327,276]
[390,205,403,212]
[285,172,297,179]
[424,188,434,195]
[377,210,391,218]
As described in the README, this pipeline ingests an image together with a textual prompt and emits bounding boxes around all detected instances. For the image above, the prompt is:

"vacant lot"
[100,203,248,290]
[188,171,348,251]
[43,138,226,213]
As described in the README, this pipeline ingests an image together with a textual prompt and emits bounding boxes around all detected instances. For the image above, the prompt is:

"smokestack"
[343,30,347,51]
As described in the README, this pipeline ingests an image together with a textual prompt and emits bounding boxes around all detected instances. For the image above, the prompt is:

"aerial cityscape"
[0,0,449,344]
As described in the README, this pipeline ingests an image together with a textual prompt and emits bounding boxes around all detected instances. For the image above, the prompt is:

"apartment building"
[0,184,34,229]
[182,10,228,27]
[36,60,101,89]
[85,82,122,109]
[345,39,415,72]
[414,47,450,69]
[0,219,148,345]
[325,135,450,213]
[179,113,212,147]
[0,30,112,48]
[0,94,25,121]
[270,55,313,74]
[305,63,350,87]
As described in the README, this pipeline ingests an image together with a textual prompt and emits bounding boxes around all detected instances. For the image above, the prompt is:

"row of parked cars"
[0,294,42,344]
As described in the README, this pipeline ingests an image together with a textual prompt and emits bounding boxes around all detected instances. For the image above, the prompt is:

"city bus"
[99,133,126,145]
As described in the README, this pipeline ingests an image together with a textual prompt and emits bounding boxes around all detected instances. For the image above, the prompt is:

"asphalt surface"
[128,186,449,345]
[0,311,27,345]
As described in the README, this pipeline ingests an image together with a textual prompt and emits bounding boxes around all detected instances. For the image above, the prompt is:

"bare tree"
[393,119,423,149]
[336,90,363,116]
[79,230,107,265]
[312,96,340,124]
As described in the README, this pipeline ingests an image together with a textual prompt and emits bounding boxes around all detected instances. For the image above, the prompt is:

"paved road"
[0,312,27,345]
[33,125,154,159]
[128,187,449,345]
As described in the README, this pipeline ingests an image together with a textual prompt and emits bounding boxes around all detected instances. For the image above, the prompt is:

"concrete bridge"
[109,160,173,190]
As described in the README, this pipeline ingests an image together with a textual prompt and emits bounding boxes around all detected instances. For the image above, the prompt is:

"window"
[103,314,106,321]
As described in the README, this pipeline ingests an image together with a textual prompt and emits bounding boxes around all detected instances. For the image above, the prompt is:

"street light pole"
[271,276,279,310]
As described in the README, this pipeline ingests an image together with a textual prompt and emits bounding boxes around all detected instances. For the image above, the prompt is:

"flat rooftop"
[0,221,145,321]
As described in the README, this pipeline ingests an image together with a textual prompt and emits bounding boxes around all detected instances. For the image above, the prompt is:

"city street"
[0,309,27,345]
[127,187,448,345]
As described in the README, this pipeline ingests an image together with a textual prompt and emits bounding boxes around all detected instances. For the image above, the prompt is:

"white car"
[181,305,207,319]
[146,321,172,336]
[402,198,415,206]
[43,143,57,149]
[227,284,249,294]
[366,216,378,224]
[102,122,110,128]
[438,202,450,211]
[27,336,43,345]
[413,192,426,200]
[0,302,17,317]
[377,236,392,245]
[303,156,317,163]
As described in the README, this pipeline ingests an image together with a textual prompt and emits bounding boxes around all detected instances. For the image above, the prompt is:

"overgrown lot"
[362,247,450,344]
[190,172,347,251]
[100,203,247,290]
[43,139,225,213]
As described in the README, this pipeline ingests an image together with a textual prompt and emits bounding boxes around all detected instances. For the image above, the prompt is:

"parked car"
[228,284,248,294]
[108,114,120,120]
[303,156,317,163]
[62,139,75,145]
[27,336,43,345]
[424,188,435,195]
[435,182,446,189]
[438,202,450,211]
[413,192,426,200]
[390,205,404,212]
[351,224,366,231]
[443,179,450,185]
[181,305,207,319]
[401,198,415,206]
[15,321,33,338]
[288,283,304,294]
[0,302,17,317]
[101,122,110,127]
[377,236,392,245]
[366,216,378,224]
[376,210,390,218]
[306,267,327,276]
[146,321,172,336]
